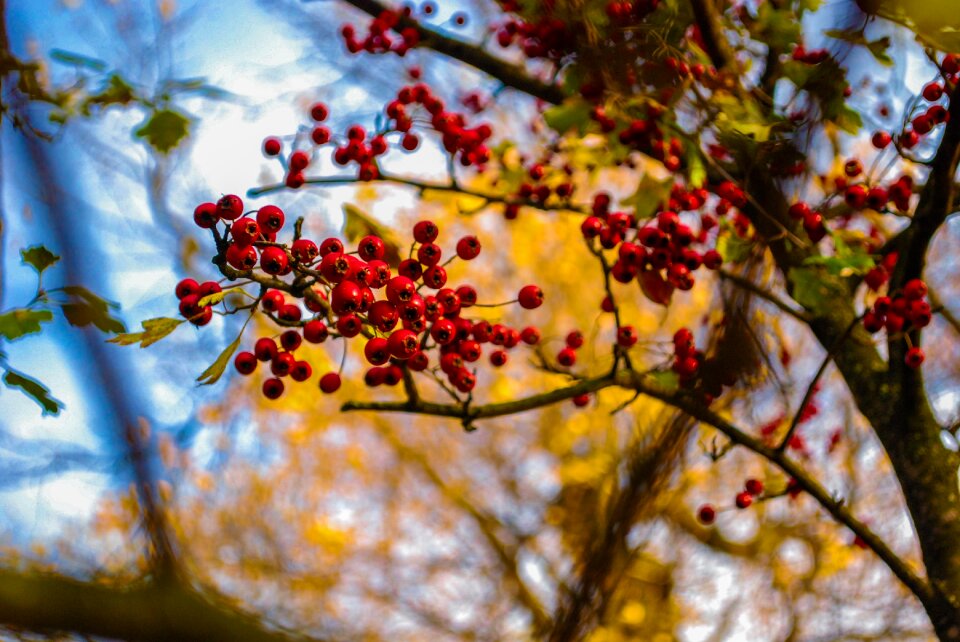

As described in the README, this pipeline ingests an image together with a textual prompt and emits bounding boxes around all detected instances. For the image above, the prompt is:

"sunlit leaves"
[108,317,183,348]
[788,267,848,315]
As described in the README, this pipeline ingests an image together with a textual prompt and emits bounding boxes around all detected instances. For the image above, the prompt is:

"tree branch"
[337,0,565,104]
[342,369,936,609]
[248,173,588,215]
[0,571,321,642]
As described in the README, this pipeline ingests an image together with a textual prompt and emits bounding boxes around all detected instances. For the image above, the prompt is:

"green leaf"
[2,367,62,416]
[50,48,107,72]
[0,309,54,341]
[824,29,894,66]
[108,317,184,348]
[803,233,875,276]
[686,148,706,188]
[543,99,592,135]
[20,245,60,274]
[788,267,847,315]
[717,229,753,263]
[134,109,190,154]
[342,204,403,265]
[57,286,126,334]
[621,174,671,219]
[197,332,243,386]
[82,74,137,114]
[649,370,679,393]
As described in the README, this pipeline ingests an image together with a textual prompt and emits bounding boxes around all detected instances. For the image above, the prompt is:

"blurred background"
[1,0,958,640]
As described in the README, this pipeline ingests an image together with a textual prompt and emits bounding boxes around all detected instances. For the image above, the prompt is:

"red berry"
[217,195,244,221]
[231,217,260,246]
[336,314,362,337]
[234,351,257,375]
[520,326,541,345]
[310,102,329,122]
[745,479,764,496]
[617,325,638,347]
[263,378,285,399]
[311,126,330,145]
[735,492,753,509]
[303,320,329,344]
[518,285,544,309]
[261,289,285,312]
[697,504,716,525]
[413,220,439,243]
[193,202,219,228]
[388,329,420,359]
[903,278,927,300]
[364,337,391,365]
[280,329,302,352]
[923,83,943,102]
[260,246,289,275]
[175,278,200,300]
[905,347,925,369]
[279,304,302,323]
[456,236,482,260]
[490,349,507,366]
[289,150,310,172]
[256,205,285,233]
[291,239,319,263]
[358,235,386,261]
[872,131,892,149]
[263,137,282,156]
[566,330,584,349]
[225,244,257,270]
[319,372,342,393]
[291,361,313,382]
[572,393,590,407]
[557,347,576,367]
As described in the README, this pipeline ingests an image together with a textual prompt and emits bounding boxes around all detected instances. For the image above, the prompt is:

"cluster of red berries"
[385,84,492,167]
[670,327,701,381]
[697,478,765,524]
[174,279,222,327]
[790,44,831,65]
[341,8,419,56]
[862,278,930,369]
[604,0,661,23]
[186,195,546,399]
[872,76,952,152]
[580,199,723,296]
[493,2,572,61]
[262,87,493,187]
[612,104,684,172]
[863,251,900,292]
[789,171,914,242]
